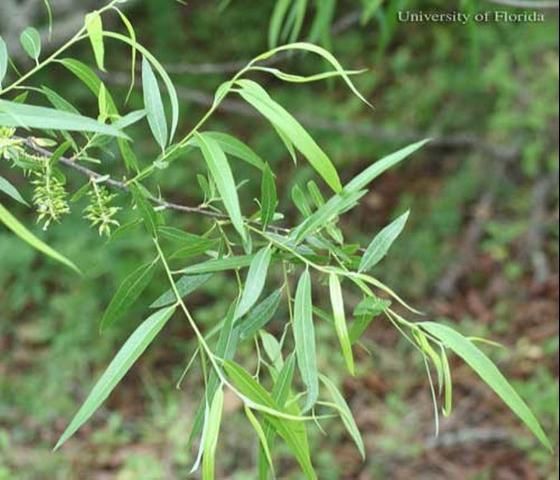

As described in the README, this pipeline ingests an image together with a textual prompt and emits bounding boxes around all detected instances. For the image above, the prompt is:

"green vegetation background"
[0,0,558,478]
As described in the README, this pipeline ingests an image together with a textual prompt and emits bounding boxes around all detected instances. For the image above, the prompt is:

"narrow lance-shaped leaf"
[202,386,224,480]
[239,288,283,340]
[100,261,157,331]
[0,176,29,206]
[20,27,41,62]
[234,245,272,320]
[359,210,409,272]
[421,322,552,451]
[0,203,80,274]
[260,163,277,229]
[223,360,317,480]
[202,131,265,170]
[103,32,179,142]
[293,269,319,412]
[253,42,372,107]
[244,406,275,476]
[150,273,212,308]
[328,273,355,375]
[0,36,8,89]
[0,100,127,138]
[129,183,159,237]
[142,57,168,151]
[346,139,430,192]
[236,79,342,193]
[195,132,247,242]
[177,254,255,274]
[85,11,105,71]
[54,305,176,450]
[320,374,365,460]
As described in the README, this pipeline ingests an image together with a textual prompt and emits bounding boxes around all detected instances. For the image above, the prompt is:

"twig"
[21,137,291,233]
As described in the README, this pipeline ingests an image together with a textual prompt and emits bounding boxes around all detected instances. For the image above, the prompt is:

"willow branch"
[21,137,290,234]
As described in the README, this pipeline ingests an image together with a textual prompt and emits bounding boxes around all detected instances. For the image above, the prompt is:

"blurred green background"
[0,0,558,478]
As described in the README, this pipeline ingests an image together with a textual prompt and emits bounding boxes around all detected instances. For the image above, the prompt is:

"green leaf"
[346,139,430,192]
[223,360,316,479]
[129,183,159,237]
[350,296,390,343]
[103,32,179,142]
[195,132,247,242]
[54,305,176,450]
[178,254,255,274]
[234,245,272,320]
[0,176,29,206]
[259,355,297,479]
[260,163,277,229]
[239,288,283,340]
[0,100,126,138]
[20,27,41,62]
[100,261,156,331]
[202,131,265,170]
[293,269,318,412]
[236,79,342,193]
[58,58,118,114]
[359,211,409,272]
[0,36,8,89]
[328,273,354,375]
[0,202,80,273]
[420,322,551,451]
[291,189,367,243]
[85,11,105,71]
[202,386,224,480]
[113,7,137,101]
[142,57,168,151]
[245,406,275,476]
[254,42,371,107]
[291,183,312,217]
[269,0,291,47]
[150,273,212,309]
[320,374,365,459]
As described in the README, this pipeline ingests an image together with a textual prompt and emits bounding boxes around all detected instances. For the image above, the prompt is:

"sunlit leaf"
[293,269,318,412]
[202,386,224,480]
[359,211,409,272]
[236,79,342,193]
[223,360,316,479]
[202,131,265,170]
[0,176,29,206]
[235,245,272,320]
[0,100,126,138]
[0,202,80,274]
[54,305,176,450]
[0,36,8,89]
[142,57,168,151]
[421,322,551,451]
[195,132,247,242]
[328,273,354,375]
[85,11,105,71]
[178,254,255,274]
[20,27,41,62]
[320,375,365,459]
[260,163,278,230]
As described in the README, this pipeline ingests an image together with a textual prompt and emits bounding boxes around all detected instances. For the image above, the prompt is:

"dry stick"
[21,137,291,234]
